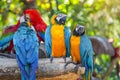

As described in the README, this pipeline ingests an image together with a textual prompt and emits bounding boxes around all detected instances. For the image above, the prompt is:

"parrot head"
[20,14,31,27]
[73,24,85,36]
[23,9,47,32]
[55,13,67,25]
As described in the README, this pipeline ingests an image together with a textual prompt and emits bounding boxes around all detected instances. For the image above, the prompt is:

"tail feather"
[16,56,29,80]
[30,60,38,80]
[82,71,91,80]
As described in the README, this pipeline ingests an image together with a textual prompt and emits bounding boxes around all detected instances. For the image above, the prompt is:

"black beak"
[60,16,67,25]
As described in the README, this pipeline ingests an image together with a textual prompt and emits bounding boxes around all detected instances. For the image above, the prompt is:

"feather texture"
[80,34,93,80]
[64,27,71,57]
[45,25,52,57]
[45,14,70,59]
[70,34,93,80]
[0,32,14,50]
[13,22,39,80]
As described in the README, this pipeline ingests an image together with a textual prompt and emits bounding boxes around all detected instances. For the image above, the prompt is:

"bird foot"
[63,56,66,63]
[50,57,53,63]
[74,64,83,74]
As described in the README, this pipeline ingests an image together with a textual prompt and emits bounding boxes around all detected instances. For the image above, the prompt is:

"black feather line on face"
[55,17,66,25]
[55,13,67,25]
[73,28,85,36]
[73,29,79,36]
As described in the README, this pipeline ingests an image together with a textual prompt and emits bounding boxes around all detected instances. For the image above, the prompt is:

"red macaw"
[0,9,47,53]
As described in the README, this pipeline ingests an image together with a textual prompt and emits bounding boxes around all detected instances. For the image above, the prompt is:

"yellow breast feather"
[70,35,81,63]
[51,24,66,57]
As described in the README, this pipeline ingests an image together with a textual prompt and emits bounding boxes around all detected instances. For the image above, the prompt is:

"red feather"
[23,9,47,32]
[1,9,47,53]
[37,33,43,41]
[4,40,14,52]
[3,21,20,34]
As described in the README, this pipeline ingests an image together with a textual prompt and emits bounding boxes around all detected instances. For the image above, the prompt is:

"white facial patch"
[56,14,67,21]
[20,16,25,23]
[20,14,30,23]
[75,27,79,31]
[76,24,84,32]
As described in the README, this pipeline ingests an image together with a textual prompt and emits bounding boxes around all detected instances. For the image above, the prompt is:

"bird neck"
[51,15,57,25]
[20,22,31,28]
[20,22,27,26]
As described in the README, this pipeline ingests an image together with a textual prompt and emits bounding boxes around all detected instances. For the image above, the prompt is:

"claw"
[50,56,53,63]
[74,64,83,73]
[64,61,77,70]
[63,56,66,63]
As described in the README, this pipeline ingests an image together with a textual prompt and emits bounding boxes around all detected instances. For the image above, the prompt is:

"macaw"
[65,25,94,80]
[0,9,47,53]
[13,14,39,80]
[45,13,71,63]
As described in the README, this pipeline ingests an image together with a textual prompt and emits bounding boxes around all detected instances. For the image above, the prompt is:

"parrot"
[0,9,47,53]
[45,13,71,63]
[13,14,39,80]
[65,24,94,80]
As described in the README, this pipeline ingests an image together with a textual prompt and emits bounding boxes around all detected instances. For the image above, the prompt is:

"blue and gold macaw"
[13,14,39,80]
[45,13,70,63]
[65,25,94,80]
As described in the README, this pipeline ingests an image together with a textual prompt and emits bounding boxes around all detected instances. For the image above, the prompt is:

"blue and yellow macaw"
[45,13,71,63]
[65,24,94,80]
[13,14,39,80]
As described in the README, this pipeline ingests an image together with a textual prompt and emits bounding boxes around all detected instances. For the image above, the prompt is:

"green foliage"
[95,54,119,80]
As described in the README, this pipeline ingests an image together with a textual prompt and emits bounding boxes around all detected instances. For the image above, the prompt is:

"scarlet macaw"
[0,9,47,53]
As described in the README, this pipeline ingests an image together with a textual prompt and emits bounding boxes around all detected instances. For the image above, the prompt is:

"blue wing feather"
[39,32,45,41]
[13,23,39,80]
[64,27,71,57]
[0,35,13,50]
[80,34,94,79]
[13,25,39,65]
[45,25,52,57]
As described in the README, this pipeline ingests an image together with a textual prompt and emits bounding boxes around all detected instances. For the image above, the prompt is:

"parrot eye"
[78,27,84,33]
[24,14,30,22]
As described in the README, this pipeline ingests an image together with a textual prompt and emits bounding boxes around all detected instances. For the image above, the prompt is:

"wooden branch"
[0,58,76,78]
[102,57,120,80]
[0,58,101,80]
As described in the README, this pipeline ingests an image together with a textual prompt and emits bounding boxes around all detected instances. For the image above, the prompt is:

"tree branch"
[102,57,120,80]
[0,58,75,78]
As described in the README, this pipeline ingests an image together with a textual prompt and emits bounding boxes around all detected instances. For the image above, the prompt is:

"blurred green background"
[0,0,120,80]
